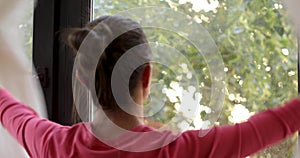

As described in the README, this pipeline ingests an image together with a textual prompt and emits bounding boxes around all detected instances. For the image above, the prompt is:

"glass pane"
[18,1,34,61]
[93,0,298,157]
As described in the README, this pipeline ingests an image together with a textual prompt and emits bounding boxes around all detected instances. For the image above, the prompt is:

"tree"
[94,0,297,157]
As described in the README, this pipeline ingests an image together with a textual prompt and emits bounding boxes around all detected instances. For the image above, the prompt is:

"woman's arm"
[177,98,300,158]
[0,88,63,157]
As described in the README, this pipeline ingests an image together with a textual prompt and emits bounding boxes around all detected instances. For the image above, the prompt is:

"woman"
[1,15,300,158]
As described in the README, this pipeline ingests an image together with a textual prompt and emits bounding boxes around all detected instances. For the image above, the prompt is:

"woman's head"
[68,15,151,113]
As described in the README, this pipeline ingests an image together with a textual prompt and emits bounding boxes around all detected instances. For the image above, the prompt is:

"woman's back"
[1,88,300,158]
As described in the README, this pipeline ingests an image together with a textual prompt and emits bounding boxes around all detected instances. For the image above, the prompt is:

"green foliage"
[94,0,298,157]
[19,1,34,60]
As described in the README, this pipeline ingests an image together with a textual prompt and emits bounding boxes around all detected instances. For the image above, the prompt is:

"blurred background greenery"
[94,0,298,157]
[19,0,34,61]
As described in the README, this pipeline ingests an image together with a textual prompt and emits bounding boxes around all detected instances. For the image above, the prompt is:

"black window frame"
[33,0,92,125]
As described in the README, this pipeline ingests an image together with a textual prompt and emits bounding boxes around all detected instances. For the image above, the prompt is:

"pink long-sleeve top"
[0,88,300,158]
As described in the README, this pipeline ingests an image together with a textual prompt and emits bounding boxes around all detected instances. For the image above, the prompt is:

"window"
[33,0,91,125]
[19,0,34,60]
[93,0,298,157]
[32,0,298,157]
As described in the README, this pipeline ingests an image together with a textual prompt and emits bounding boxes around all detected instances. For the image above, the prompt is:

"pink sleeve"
[178,99,300,158]
[0,89,63,157]
[1,87,300,157]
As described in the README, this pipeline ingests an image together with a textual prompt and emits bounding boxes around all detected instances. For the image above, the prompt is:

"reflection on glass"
[18,1,34,60]
[93,0,298,157]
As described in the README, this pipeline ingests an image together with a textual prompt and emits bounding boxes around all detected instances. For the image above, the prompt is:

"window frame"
[33,0,92,125]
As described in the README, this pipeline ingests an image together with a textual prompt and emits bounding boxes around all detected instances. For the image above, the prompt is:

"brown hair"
[68,16,150,123]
